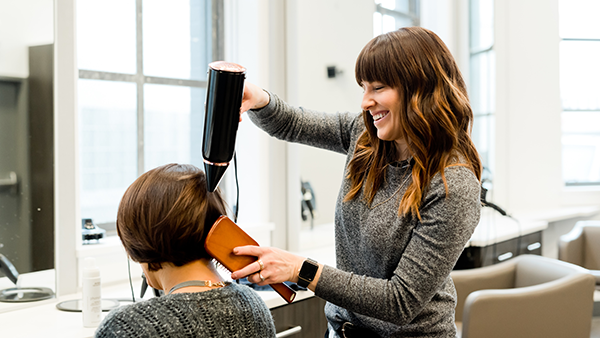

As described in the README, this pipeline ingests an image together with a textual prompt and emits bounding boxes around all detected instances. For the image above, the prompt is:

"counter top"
[0,245,336,337]
[467,208,548,247]
[513,205,600,223]
[468,205,600,247]
[0,281,316,338]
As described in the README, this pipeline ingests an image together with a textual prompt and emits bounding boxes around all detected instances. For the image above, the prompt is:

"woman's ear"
[140,263,161,291]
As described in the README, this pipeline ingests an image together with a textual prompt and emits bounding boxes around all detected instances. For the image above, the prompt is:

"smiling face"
[361,81,409,158]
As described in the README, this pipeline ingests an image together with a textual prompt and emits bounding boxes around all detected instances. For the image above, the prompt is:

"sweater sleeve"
[315,166,481,326]
[247,91,362,155]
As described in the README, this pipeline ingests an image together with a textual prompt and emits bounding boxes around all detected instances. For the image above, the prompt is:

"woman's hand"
[230,245,304,286]
[239,82,270,121]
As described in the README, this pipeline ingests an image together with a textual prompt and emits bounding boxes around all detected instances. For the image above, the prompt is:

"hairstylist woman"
[231,27,482,338]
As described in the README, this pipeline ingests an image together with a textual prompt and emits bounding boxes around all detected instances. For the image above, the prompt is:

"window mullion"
[79,70,137,82]
[375,4,418,22]
[144,76,207,87]
[212,0,224,61]
[136,0,145,176]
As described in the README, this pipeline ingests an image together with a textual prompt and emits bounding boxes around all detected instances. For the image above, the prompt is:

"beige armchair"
[451,254,595,338]
[559,220,600,285]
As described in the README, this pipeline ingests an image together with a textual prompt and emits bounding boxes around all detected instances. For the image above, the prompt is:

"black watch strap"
[297,258,319,288]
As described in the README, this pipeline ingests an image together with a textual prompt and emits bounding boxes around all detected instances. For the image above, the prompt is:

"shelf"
[0,76,25,83]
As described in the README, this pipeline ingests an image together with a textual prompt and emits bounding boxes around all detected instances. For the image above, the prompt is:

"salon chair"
[558,220,600,285]
[451,254,595,338]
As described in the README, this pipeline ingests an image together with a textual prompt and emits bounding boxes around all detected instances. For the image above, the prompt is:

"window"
[77,0,223,230]
[373,0,420,36]
[559,0,600,186]
[469,0,495,189]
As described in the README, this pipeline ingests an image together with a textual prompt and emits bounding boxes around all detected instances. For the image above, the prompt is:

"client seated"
[95,163,276,338]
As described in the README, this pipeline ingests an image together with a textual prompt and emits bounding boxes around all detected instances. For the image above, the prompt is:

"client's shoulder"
[94,299,160,337]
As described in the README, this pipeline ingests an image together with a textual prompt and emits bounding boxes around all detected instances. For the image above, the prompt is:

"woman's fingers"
[230,246,305,284]
[242,267,272,286]
[229,246,264,280]
[233,245,263,257]
[239,83,257,116]
[250,271,267,285]
[240,82,270,119]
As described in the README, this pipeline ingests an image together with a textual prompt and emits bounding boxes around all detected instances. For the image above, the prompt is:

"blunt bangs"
[355,33,402,88]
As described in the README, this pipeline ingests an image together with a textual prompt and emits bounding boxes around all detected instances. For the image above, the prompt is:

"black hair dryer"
[202,61,246,192]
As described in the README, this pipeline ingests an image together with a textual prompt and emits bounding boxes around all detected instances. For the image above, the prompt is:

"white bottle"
[82,257,102,328]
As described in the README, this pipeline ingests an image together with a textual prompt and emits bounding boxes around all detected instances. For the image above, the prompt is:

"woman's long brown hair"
[345,27,482,219]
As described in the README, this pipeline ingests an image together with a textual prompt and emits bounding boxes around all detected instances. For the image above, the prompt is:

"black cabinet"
[454,231,542,270]
[517,231,542,255]
[270,296,328,338]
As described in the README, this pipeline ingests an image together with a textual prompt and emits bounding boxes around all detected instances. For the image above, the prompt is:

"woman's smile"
[372,110,389,123]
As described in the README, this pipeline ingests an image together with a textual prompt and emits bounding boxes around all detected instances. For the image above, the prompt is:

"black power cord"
[127,258,136,303]
[233,153,239,223]
[480,186,509,216]
[480,186,522,264]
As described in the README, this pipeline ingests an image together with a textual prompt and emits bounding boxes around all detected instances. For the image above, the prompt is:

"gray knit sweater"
[94,283,276,338]
[248,93,481,338]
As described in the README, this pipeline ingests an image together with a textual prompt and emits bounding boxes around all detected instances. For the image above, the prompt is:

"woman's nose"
[361,93,374,111]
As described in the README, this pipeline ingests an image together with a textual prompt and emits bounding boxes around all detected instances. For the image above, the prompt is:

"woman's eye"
[374,86,384,91]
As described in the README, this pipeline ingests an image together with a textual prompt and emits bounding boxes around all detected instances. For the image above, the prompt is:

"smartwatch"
[297,258,319,288]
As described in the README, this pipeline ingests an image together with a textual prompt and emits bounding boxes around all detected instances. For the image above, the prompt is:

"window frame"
[77,0,225,231]
[468,0,495,190]
[559,37,600,186]
[375,1,420,25]
[374,0,420,36]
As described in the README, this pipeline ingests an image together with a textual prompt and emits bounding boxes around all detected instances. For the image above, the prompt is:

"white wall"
[420,0,460,56]
[0,0,53,77]
[287,0,373,232]
[493,0,594,214]
[224,0,271,225]
[227,0,374,250]
[420,0,470,78]
[224,0,290,248]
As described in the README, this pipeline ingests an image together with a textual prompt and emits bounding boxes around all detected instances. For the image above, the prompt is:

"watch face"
[300,259,319,281]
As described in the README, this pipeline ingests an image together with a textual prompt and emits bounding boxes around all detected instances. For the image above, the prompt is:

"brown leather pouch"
[204,215,296,303]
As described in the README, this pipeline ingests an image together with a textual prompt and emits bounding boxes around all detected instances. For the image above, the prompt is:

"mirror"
[0,0,54,283]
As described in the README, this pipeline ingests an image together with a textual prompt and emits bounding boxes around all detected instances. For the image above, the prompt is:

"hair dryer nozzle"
[204,161,229,193]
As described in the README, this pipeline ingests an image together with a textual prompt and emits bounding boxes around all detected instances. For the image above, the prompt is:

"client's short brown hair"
[117,163,227,271]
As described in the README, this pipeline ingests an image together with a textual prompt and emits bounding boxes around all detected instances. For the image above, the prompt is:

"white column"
[54,0,80,296]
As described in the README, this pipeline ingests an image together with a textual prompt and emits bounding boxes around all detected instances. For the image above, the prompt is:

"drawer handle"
[498,252,513,261]
[276,325,302,338]
[527,242,541,251]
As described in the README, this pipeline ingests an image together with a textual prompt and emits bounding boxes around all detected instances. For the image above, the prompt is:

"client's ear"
[140,263,160,291]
